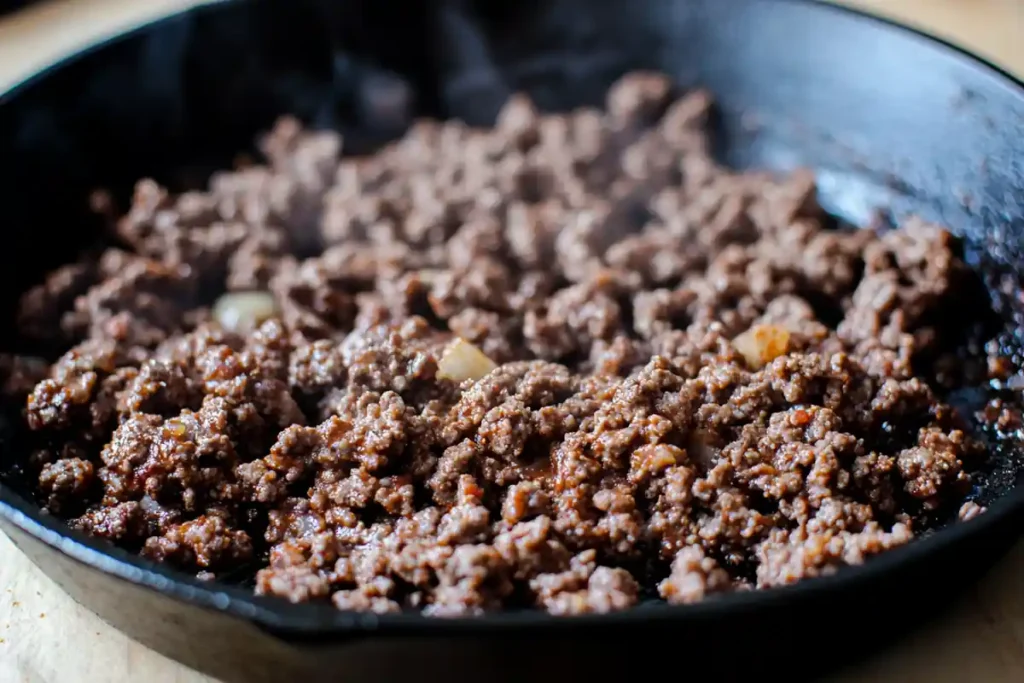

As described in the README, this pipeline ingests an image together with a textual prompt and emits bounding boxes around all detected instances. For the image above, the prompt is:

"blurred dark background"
[0,0,31,13]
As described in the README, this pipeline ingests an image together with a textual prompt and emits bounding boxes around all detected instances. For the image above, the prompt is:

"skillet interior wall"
[0,0,1023,499]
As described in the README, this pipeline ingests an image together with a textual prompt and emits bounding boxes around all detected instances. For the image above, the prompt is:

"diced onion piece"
[165,418,187,437]
[213,291,279,333]
[732,324,791,370]
[416,268,446,286]
[437,338,497,382]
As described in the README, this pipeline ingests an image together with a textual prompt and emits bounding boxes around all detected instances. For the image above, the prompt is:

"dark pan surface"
[2,0,1024,681]
[0,0,34,15]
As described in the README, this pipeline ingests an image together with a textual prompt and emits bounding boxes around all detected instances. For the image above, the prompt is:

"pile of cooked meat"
[2,72,996,616]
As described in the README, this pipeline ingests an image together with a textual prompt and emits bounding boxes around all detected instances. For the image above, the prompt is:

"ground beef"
[3,72,1003,616]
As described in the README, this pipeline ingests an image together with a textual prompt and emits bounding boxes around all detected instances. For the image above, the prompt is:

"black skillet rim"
[1,0,1024,637]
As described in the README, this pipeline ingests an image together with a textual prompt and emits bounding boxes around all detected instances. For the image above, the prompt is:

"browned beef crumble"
[2,72,1002,616]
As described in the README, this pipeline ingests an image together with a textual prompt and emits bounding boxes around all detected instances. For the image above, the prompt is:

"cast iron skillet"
[2,0,1024,681]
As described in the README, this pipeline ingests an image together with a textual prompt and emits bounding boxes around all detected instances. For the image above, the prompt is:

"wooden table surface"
[0,1,1022,681]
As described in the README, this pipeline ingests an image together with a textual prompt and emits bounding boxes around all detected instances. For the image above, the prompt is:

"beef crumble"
[3,72,1000,616]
